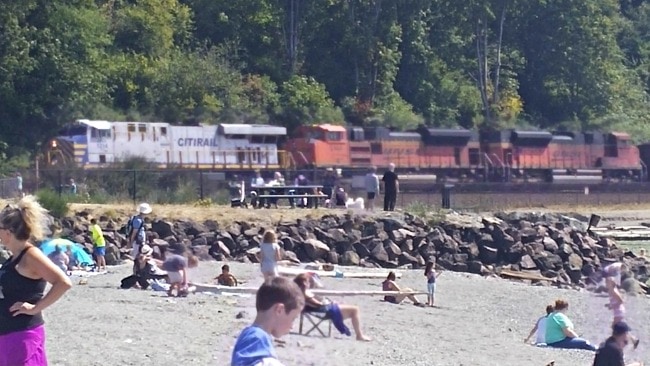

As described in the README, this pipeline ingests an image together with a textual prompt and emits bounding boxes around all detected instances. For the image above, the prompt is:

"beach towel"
[324,304,351,336]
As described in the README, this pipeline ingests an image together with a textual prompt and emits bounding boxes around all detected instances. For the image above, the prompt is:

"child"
[259,230,282,281]
[90,218,107,272]
[215,264,238,287]
[231,277,305,366]
[162,253,199,297]
[424,261,442,307]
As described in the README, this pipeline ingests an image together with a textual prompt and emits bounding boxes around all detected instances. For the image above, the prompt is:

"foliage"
[36,189,70,218]
[0,0,650,154]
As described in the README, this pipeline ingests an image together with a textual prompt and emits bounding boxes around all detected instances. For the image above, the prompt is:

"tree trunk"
[492,1,507,106]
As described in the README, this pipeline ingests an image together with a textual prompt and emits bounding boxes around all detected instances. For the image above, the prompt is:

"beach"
[45,260,650,366]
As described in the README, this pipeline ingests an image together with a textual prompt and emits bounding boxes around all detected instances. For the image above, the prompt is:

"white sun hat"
[137,202,153,214]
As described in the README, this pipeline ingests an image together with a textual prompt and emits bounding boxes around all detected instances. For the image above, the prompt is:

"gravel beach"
[43,260,649,366]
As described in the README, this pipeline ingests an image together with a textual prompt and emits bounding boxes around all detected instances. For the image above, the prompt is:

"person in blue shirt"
[231,277,305,366]
[129,203,152,259]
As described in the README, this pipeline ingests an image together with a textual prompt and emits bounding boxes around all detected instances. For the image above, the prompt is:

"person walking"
[382,163,399,211]
[0,196,73,366]
[593,322,643,366]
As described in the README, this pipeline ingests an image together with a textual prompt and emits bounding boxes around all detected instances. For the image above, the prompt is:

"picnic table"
[250,185,327,208]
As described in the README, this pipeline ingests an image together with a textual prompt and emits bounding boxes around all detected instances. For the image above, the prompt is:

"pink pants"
[0,325,48,366]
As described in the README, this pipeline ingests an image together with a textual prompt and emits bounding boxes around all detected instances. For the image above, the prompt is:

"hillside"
[0,0,649,168]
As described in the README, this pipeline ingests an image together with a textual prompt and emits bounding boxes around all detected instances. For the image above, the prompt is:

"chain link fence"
[4,168,650,211]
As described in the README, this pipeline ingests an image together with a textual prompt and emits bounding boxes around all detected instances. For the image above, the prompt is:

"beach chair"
[298,310,332,337]
[230,181,248,208]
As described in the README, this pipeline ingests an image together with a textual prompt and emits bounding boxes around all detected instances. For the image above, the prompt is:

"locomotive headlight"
[51,140,57,148]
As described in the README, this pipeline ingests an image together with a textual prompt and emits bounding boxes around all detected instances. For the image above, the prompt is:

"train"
[46,119,648,184]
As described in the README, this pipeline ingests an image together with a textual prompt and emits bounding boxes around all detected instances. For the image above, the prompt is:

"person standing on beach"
[382,163,399,211]
[90,218,107,272]
[365,166,380,211]
[129,203,152,258]
[424,261,442,307]
[259,230,282,281]
[0,196,73,366]
[231,277,305,366]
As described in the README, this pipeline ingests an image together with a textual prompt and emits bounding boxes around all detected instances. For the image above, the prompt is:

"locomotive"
[284,124,644,183]
[46,119,646,183]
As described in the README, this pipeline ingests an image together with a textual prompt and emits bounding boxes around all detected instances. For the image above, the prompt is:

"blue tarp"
[39,238,95,266]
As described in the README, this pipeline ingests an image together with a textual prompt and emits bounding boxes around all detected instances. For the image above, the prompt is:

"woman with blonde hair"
[259,230,282,281]
[0,196,73,366]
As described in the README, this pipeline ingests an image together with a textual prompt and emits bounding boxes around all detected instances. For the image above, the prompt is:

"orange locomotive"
[283,124,644,183]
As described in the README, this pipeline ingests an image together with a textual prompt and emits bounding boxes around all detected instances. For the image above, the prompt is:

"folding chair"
[230,181,248,208]
[298,310,332,337]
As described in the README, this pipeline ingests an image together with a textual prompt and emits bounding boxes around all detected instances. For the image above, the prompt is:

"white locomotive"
[47,119,289,169]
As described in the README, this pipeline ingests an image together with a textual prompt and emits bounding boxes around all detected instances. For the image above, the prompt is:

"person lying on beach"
[162,253,199,297]
[382,271,425,307]
[524,304,554,345]
[544,299,596,351]
[231,277,305,366]
[294,274,371,342]
[215,264,238,287]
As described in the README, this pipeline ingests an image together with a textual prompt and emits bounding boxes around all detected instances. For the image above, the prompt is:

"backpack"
[125,215,143,243]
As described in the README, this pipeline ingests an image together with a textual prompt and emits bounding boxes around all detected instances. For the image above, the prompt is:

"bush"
[36,189,70,218]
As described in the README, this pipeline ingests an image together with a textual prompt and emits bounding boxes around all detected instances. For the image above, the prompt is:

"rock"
[342,251,360,266]
[302,239,329,261]
[60,208,640,293]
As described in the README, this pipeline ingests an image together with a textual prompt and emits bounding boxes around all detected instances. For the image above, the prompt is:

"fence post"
[132,170,137,205]
[442,184,454,209]
[57,170,62,197]
[199,171,204,200]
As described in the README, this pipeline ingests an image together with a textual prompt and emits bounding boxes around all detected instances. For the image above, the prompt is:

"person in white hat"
[128,203,152,258]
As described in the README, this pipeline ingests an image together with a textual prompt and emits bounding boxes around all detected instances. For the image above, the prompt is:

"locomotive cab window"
[127,124,136,133]
[326,132,342,141]
[160,127,167,136]
[251,136,265,144]
[90,128,111,140]
[138,124,147,133]
[306,130,325,140]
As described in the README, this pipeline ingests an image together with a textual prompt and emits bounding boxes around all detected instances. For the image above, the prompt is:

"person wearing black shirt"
[593,321,643,366]
[382,163,399,211]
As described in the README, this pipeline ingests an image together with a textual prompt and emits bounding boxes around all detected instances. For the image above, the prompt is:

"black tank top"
[0,247,46,335]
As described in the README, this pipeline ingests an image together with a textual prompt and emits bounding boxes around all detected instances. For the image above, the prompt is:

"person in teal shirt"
[545,299,596,351]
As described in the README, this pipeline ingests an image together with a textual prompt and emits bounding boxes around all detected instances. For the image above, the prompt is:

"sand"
[43,260,649,366]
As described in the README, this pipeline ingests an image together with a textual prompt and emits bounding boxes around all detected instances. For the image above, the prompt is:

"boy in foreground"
[231,277,305,366]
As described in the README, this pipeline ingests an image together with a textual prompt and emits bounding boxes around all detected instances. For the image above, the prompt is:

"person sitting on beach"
[48,245,69,273]
[122,245,161,290]
[259,230,282,281]
[382,271,424,307]
[294,274,371,342]
[593,321,644,366]
[65,247,79,270]
[215,264,238,287]
[544,299,596,351]
[524,304,554,345]
[162,253,199,297]
[231,277,305,366]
